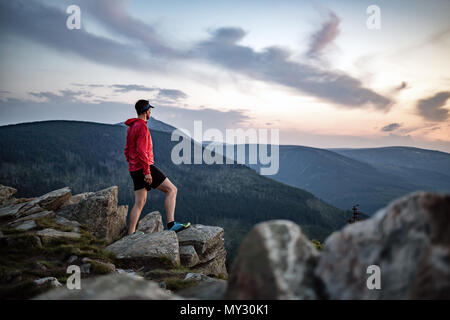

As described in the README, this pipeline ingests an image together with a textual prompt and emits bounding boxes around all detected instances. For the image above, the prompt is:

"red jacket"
[124,118,154,175]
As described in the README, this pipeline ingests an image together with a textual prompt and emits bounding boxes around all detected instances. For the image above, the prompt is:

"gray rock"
[12,219,37,231]
[9,210,55,225]
[0,234,42,248]
[34,277,62,288]
[36,228,81,244]
[0,185,17,205]
[34,274,183,300]
[177,224,228,277]
[180,245,200,267]
[177,279,228,300]
[316,192,450,300]
[20,187,71,214]
[226,220,321,300]
[60,192,92,208]
[137,211,163,234]
[54,215,81,232]
[67,255,78,264]
[184,273,215,283]
[80,263,91,274]
[82,257,116,274]
[57,186,127,243]
[194,247,227,278]
[106,231,180,269]
[0,202,27,219]
[177,224,224,255]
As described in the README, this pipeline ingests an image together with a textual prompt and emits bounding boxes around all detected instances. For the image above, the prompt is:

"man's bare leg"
[156,178,177,223]
[128,188,147,235]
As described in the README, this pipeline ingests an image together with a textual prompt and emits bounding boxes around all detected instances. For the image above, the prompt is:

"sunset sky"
[1,0,449,151]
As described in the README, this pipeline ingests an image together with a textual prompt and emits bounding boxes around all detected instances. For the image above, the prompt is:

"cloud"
[393,81,408,92]
[0,91,251,133]
[109,84,158,93]
[157,89,188,102]
[417,91,450,122]
[1,0,392,111]
[0,0,163,71]
[193,27,392,110]
[307,11,340,58]
[381,123,401,132]
[76,0,182,58]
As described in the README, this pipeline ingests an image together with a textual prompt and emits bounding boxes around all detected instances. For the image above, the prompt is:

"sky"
[0,0,449,151]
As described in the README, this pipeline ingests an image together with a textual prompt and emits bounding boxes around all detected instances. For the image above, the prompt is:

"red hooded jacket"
[124,118,154,175]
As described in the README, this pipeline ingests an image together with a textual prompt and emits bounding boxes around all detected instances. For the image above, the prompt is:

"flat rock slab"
[0,202,27,219]
[21,187,71,214]
[13,219,37,231]
[34,274,182,300]
[106,231,180,269]
[36,228,81,244]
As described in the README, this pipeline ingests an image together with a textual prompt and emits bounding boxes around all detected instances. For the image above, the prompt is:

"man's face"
[146,109,151,120]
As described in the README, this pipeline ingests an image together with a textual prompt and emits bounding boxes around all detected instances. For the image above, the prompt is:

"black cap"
[135,99,155,114]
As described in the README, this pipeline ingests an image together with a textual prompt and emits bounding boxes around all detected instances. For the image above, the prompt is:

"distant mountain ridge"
[0,120,349,265]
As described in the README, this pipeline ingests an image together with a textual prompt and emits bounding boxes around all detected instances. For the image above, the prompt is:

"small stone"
[34,277,62,288]
[80,263,91,274]
[13,219,37,231]
[67,255,78,264]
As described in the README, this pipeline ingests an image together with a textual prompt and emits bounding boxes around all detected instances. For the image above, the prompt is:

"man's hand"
[144,173,152,185]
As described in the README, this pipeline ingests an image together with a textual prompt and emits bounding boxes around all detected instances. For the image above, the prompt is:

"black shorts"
[130,164,167,191]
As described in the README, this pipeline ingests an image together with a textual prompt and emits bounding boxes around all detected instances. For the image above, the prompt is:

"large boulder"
[315,192,450,299]
[137,211,163,234]
[34,274,182,300]
[177,224,227,277]
[226,220,321,300]
[57,186,127,243]
[0,185,17,205]
[105,231,180,269]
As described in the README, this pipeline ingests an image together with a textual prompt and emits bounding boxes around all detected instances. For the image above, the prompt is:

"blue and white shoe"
[169,221,191,233]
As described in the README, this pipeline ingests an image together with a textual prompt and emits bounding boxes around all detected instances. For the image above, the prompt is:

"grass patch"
[165,277,198,291]
[34,217,73,232]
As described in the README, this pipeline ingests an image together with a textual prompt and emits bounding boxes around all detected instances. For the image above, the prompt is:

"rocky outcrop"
[57,186,127,243]
[177,224,228,278]
[105,231,180,269]
[34,274,182,300]
[315,192,450,300]
[0,184,229,300]
[226,220,321,300]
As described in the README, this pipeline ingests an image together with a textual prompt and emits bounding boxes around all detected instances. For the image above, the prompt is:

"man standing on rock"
[124,99,190,235]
